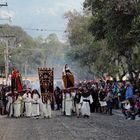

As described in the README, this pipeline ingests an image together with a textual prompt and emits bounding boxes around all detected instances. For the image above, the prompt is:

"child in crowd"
[121,100,135,120]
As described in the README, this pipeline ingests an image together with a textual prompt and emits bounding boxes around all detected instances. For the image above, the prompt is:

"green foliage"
[65,10,93,46]
[65,10,99,79]
[84,0,140,80]
[64,0,140,80]
[65,10,119,79]
[38,33,68,67]
[0,25,69,77]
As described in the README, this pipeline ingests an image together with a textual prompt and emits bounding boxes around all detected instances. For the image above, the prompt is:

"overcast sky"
[0,0,84,40]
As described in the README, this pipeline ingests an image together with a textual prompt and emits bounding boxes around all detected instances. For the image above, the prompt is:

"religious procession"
[1,0,140,139]
[0,64,140,121]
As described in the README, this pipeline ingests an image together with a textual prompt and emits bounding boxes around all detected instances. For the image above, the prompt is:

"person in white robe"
[39,97,44,117]
[71,91,76,113]
[80,87,93,118]
[6,92,14,117]
[31,89,40,118]
[13,93,22,118]
[23,90,32,117]
[20,92,25,117]
[63,89,72,116]
[42,92,52,118]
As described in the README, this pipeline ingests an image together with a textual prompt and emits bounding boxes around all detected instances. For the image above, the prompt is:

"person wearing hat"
[6,91,15,117]
[23,90,32,117]
[13,92,22,118]
[31,89,40,118]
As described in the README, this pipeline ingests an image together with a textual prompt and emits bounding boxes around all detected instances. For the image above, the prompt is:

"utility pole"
[0,35,15,85]
[4,41,9,85]
[3,40,10,85]
[0,1,12,85]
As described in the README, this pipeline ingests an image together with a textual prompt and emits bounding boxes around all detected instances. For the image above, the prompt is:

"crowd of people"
[53,78,140,120]
[0,78,140,120]
[0,87,52,119]
[0,65,140,121]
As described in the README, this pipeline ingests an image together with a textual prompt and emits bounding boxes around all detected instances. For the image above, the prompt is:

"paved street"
[0,111,140,140]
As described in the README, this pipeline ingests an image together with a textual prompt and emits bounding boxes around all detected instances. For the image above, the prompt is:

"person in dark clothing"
[54,87,62,110]
[90,86,100,113]
[0,93,4,115]
[118,83,126,109]
[74,88,81,117]
[106,89,113,115]
[99,89,107,113]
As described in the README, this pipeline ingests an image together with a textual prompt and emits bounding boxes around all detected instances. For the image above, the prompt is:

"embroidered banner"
[38,67,54,94]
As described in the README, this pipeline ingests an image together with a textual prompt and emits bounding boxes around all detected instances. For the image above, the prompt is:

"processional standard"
[38,67,54,94]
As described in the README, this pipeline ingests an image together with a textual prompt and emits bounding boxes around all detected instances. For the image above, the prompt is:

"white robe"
[63,93,72,116]
[23,93,32,117]
[6,96,13,117]
[39,98,44,117]
[13,96,22,117]
[71,92,76,112]
[32,94,40,116]
[43,100,52,118]
[76,103,81,110]
[80,95,93,116]
[20,100,24,117]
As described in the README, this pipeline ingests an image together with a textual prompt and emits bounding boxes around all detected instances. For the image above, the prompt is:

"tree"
[0,24,42,75]
[84,0,140,80]
[65,10,100,79]
[34,34,69,78]
[65,9,123,79]
[0,25,70,77]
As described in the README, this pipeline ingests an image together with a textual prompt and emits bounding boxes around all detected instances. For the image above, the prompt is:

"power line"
[0,2,66,30]
[0,26,65,32]
[23,28,65,32]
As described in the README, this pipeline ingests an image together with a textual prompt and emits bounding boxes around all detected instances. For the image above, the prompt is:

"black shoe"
[83,115,86,118]
[110,113,114,115]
